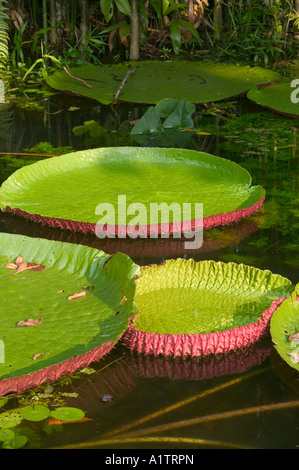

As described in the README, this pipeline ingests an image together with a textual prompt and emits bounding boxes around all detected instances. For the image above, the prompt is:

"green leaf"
[0,233,139,393]
[247,79,299,118]
[114,0,131,16]
[0,398,8,409]
[20,405,51,422]
[133,259,293,335]
[45,61,280,105]
[162,0,169,15]
[0,147,265,227]
[170,21,181,55]
[0,429,15,442]
[50,407,85,422]
[155,98,179,119]
[270,285,299,371]
[176,19,202,44]
[2,434,28,449]
[0,411,22,429]
[162,99,195,129]
[72,120,106,137]
[99,22,128,34]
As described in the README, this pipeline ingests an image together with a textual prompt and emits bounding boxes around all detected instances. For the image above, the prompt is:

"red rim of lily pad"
[0,234,139,397]
[129,338,273,381]
[0,341,116,396]
[0,210,262,259]
[2,195,264,237]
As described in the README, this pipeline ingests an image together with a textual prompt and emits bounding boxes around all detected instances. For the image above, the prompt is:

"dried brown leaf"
[5,263,17,270]
[31,352,48,360]
[17,316,43,327]
[15,262,28,273]
[15,256,24,266]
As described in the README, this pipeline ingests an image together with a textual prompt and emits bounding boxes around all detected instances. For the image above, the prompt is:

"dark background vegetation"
[0,0,298,74]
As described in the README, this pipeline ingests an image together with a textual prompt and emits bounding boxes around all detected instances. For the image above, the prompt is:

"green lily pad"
[2,434,28,449]
[130,98,196,135]
[44,63,128,105]
[0,147,265,234]
[247,80,299,118]
[124,259,293,357]
[45,61,280,105]
[20,405,50,422]
[50,406,85,422]
[0,233,139,395]
[270,286,299,371]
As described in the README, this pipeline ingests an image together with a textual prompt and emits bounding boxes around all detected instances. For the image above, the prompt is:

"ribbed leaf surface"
[0,234,139,391]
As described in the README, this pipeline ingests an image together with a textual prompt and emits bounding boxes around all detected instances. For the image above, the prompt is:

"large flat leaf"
[0,147,265,234]
[0,234,139,395]
[124,259,293,357]
[45,61,280,105]
[270,287,299,371]
[121,61,279,104]
[247,80,299,118]
[44,63,128,105]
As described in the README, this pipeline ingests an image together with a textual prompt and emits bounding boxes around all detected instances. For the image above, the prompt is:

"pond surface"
[0,90,298,450]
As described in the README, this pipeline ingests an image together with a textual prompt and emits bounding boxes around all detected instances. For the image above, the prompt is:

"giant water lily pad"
[123,259,293,357]
[0,147,265,236]
[247,80,299,118]
[270,287,299,372]
[0,233,139,395]
[45,61,280,105]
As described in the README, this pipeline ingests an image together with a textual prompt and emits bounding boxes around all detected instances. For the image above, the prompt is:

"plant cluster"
[0,0,297,76]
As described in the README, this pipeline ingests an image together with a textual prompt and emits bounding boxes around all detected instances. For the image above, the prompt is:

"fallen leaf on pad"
[17,315,43,327]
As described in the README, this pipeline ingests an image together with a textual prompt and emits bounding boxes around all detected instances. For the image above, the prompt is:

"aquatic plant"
[270,285,299,371]
[0,233,139,395]
[0,147,265,235]
[124,258,293,357]
[0,0,9,71]
[44,61,280,105]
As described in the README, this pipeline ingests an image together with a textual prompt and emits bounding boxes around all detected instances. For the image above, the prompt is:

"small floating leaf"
[2,434,28,449]
[0,428,15,442]
[0,411,22,429]
[20,405,51,422]
[247,80,299,118]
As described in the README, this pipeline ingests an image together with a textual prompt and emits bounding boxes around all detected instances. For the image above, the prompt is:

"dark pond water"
[0,90,298,450]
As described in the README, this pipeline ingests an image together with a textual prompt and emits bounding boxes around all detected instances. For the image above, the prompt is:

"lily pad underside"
[247,80,299,118]
[0,147,266,237]
[270,287,299,371]
[123,259,293,357]
[45,61,280,105]
[0,234,139,396]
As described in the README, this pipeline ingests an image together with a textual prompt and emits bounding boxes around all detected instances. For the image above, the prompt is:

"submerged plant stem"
[104,367,269,438]
[119,399,299,439]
